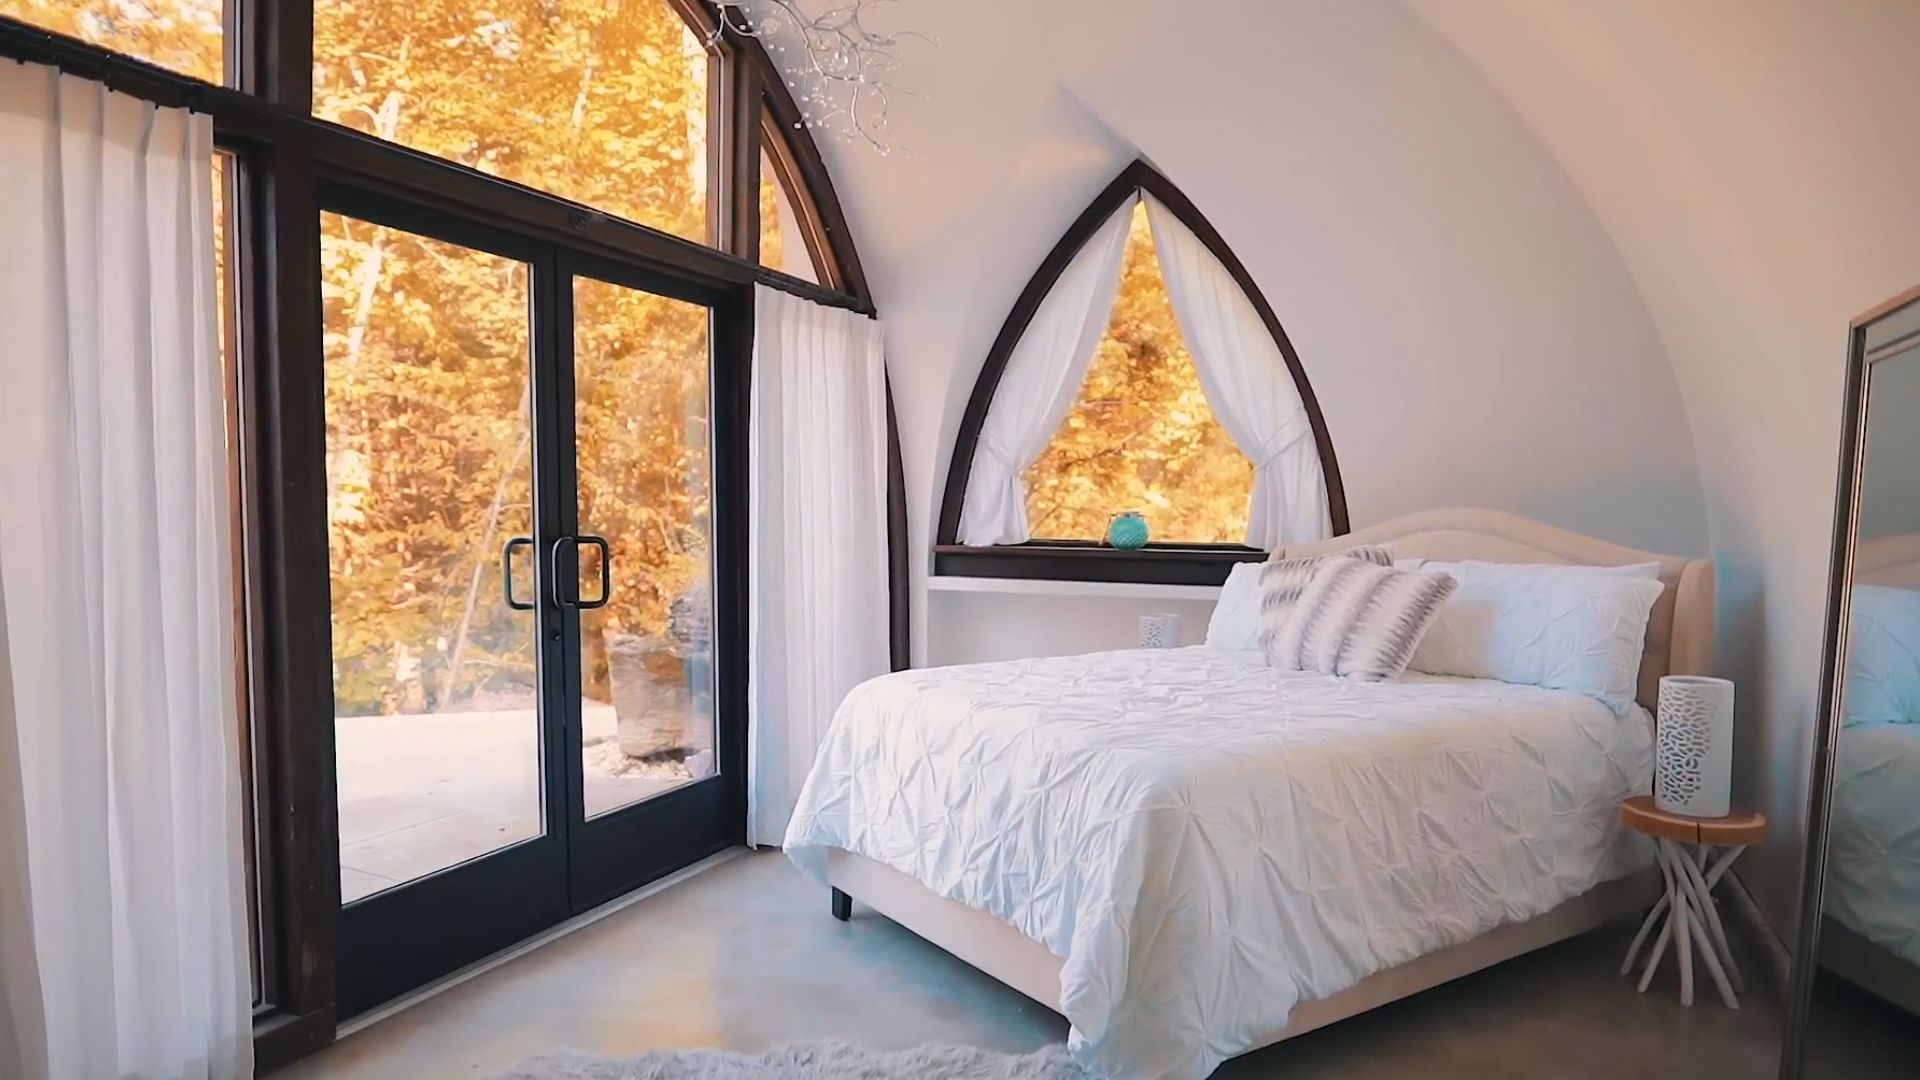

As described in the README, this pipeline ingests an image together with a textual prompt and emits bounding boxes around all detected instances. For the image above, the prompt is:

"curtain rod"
[1,19,221,115]
[753,273,878,317]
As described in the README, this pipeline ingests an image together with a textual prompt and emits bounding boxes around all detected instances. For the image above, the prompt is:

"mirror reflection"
[1802,295,1920,1076]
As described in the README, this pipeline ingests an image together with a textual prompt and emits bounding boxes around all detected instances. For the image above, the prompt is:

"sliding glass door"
[323,193,742,1015]
[558,256,742,909]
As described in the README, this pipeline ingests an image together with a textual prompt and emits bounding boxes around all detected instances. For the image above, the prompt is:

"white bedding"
[1827,722,1920,966]
[785,646,1653,1080]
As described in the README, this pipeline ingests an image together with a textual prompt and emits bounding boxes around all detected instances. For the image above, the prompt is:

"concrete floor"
[1803,975,1920,1078]
[276,850,1845,1079]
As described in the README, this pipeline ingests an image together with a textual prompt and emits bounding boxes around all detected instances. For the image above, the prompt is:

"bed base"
[827,849,1660,1052]
[1819,918,1920,1019]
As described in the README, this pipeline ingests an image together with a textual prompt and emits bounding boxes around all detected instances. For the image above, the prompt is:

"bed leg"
[831,887,852,921]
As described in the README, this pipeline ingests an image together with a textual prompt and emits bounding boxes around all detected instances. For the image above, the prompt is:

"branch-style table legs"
[1621,840,1746,1008]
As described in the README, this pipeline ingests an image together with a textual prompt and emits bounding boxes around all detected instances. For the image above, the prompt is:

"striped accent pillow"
[1266,559,1458,681]
[1254,546,1393,655]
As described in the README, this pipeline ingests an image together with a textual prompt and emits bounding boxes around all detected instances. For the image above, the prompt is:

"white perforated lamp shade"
[1654,675,1735,817]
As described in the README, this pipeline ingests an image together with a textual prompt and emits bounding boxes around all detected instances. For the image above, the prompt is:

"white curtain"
[0,581,45,1080]
[1144,195,1330,547]
[957,194,1137,546]
[749,287,892,848]
[0,64,253,1080]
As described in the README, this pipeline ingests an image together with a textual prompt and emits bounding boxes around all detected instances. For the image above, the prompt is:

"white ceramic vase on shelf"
[1655,675,1736,817]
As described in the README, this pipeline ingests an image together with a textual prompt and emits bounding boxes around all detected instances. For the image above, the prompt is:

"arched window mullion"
[764,99,871,302]
[759,110,835,288]
[689,8,896,667]
[935,160,1346,584]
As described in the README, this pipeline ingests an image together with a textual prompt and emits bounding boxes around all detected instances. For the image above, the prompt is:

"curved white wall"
[800,0,1707,669]
[1408,0,1920,939]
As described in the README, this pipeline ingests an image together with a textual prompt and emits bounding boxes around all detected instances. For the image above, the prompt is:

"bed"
[785,509,1716,1080]
[1818,534,1920,1017]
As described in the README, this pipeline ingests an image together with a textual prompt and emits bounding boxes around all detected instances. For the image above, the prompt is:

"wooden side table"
[1618,795,1768,1009]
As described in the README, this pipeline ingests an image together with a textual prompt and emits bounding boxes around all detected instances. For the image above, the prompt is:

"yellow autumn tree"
[1024,202,1253,545]
[6,0,725,716]
[3,0,1260,695]
[0,0,224,83]
[312,0,717,716]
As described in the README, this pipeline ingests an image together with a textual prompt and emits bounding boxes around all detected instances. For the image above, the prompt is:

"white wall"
[797,1,1706,665]
[927,586,1218,666]
[1407,0,1920,941]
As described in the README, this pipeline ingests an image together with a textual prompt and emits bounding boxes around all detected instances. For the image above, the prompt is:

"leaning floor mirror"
[1783,287,1920,1078]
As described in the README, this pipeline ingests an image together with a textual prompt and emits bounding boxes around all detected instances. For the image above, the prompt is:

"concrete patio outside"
[336,703,690,903]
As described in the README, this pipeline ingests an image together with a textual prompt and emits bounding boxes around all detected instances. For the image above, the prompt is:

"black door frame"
[554,251,749,912]
[319,186,749,1016]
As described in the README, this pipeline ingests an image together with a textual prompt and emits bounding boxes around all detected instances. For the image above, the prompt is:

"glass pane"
[759,146,819,284]
[572,277,714,819]
[1024,201,1253,543]
[0,0,225,84]
[313,1,711,245]
[322,211,542,903]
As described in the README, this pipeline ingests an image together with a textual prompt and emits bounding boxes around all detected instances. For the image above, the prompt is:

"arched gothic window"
[936,161,1345,584]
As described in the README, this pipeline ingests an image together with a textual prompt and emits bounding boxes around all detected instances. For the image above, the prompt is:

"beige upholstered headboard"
[1272,509,1716,713]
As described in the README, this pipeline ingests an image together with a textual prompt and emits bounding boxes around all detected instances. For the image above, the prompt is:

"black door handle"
[501,537,535,611]
[551,535,612,611]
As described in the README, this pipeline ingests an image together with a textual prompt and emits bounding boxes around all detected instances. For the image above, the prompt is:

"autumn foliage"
[312,0,720,717]
[5,1,1252,721]
[1,0,223,83]
[9,0,751,716]
[1024,203,1252,544]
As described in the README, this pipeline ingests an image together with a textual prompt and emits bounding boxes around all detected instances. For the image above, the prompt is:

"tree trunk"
[438,381,533,706]
[338,81,405,379]
[327,80,404,519]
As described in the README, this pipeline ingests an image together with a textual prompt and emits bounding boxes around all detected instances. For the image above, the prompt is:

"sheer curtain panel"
[957,195,1137,545]
[0,582,45,1080]
[1144,195,1330,548]
[749,287,892,847]
[0,64,253,1080]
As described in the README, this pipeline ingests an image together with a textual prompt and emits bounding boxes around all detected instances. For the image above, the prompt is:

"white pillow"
[1205,562,1268,650]
[1408,560,1665,715]
[1845,584,1920,726]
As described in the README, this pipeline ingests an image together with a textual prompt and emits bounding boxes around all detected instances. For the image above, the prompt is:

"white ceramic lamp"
[1655,675,1735,817]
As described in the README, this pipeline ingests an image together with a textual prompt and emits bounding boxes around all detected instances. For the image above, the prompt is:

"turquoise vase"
[1106,511,1150,550]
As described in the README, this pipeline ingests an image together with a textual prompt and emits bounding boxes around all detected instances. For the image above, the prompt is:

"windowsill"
[931,542,1263,586]
[927,575,1222,601]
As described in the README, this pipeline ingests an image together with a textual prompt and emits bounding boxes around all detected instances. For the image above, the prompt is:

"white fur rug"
[492,1041,1083,1080]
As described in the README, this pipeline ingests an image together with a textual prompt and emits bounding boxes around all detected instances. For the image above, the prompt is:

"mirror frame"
[1780,283,1920,1079]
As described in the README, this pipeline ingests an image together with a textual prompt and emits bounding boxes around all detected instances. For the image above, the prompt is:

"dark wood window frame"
[933,160,1347,586]
[0,2,905,1070]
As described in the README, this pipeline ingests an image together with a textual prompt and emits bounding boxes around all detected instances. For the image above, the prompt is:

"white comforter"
[1827,722,1920,966]
[784,647,1653,1080]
